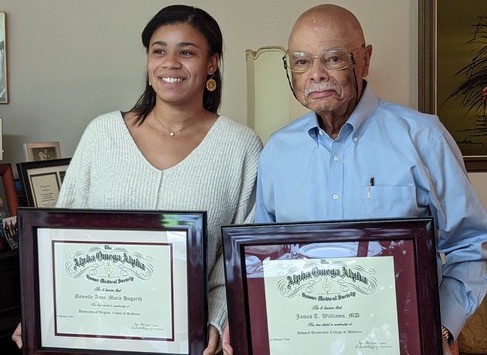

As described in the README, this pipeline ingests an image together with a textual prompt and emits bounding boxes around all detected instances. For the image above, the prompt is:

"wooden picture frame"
[0,117,3,161]
[23,142,61,162]
[0,163,18,217]
[464,156,487,173]
[419,0,487,162]
[18,208,207,355]
[223,218,441,355]
[0,12,7,104]
[17,158,71,207]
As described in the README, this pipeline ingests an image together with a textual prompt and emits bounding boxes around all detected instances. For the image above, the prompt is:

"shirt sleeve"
[423,130,487,340]
[255,146,277,223]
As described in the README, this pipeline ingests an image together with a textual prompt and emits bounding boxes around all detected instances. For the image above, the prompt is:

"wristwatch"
[441,325,454,345]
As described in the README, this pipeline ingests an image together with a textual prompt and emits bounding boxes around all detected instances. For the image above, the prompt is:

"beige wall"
[2,3,487,307]
[0,0,417,167]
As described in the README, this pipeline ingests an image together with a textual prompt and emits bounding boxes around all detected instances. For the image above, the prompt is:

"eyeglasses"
[283,45,365,73]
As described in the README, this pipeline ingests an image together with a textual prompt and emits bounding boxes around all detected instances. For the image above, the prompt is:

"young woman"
[13,5,261,354]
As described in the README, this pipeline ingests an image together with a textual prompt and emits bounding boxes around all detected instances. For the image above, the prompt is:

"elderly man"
[255,4,487,355]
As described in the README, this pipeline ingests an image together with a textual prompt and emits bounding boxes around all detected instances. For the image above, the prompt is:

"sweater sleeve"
[232,132,263,224]
[56,121,95,208]
[207,128,262,334]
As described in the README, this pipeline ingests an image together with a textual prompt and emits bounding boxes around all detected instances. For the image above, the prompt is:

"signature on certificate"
[132,322,164,332]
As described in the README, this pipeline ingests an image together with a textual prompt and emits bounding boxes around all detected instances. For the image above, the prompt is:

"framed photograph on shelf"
[0,163,18,251]
[223,218,441,354]
[18,208,207,354]
[23,141,61,162]
[419,0,487,169]
[17,158,71,207]
[2,215,17,249]
[0,12,7,104]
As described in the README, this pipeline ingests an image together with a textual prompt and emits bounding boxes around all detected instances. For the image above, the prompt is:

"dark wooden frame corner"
[16,158,71,207]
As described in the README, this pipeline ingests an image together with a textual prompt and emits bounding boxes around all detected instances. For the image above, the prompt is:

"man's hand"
[12,322,22,349]
[442,337,453,355]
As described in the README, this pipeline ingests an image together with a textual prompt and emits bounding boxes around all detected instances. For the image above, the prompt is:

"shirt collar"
[305,81,379,141]
[346,82,379,132]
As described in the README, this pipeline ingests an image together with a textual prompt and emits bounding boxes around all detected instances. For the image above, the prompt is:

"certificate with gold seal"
[223,218,442,354]
[18,209,207,355]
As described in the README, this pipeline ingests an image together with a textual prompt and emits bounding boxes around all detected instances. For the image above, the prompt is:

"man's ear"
[361,45,373,78]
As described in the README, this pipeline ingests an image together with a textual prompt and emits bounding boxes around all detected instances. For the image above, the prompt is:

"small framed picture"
[23,142,61,162]
[0,117,3,160]
[17,158,71,207]
[2,215,17,249]
[0,12,7,104]
[0,163,18,251]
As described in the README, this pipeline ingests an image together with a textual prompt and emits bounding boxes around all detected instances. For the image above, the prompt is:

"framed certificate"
[18,208,207,354]
[222,218,441,355]
[17,158,71,207]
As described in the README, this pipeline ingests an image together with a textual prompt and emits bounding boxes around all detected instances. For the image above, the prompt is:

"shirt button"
[353,137,358,143]
[332,194,339,200]
[333,155,339,162]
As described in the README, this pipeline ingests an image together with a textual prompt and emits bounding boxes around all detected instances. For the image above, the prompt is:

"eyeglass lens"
[288,50,352,72]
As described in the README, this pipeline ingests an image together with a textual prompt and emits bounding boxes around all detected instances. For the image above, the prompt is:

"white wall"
[469,173,487,208]
[0,0,417,168]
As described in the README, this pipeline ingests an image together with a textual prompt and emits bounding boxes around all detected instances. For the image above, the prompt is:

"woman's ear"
[207,53,220,75]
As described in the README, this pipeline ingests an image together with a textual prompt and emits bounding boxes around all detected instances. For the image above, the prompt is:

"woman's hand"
[203,323,233,355]
[222,322,233,355]
[203,325,219,355]
[12,322,22,349]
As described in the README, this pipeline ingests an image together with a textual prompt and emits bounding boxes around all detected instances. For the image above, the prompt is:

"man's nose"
[308,57,331,81]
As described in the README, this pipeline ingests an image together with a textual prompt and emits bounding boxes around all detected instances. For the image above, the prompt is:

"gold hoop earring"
[206,77,217,92]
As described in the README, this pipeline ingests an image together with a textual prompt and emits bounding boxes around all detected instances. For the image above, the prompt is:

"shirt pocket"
[361,185,419,218]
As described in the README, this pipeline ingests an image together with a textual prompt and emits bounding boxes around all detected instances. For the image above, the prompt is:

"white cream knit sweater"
[57,111,263,332]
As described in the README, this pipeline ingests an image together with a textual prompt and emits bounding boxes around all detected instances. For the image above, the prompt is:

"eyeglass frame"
[283,45,365,73]
[282,44,366,98]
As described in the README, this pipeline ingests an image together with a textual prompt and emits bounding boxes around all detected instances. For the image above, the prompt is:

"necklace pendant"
[169,132,175,137]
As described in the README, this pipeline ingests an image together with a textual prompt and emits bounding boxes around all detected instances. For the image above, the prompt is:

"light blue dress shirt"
[255,84,487,339]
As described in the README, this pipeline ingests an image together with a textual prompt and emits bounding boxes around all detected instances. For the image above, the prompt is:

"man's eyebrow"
[290,47,344,54]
